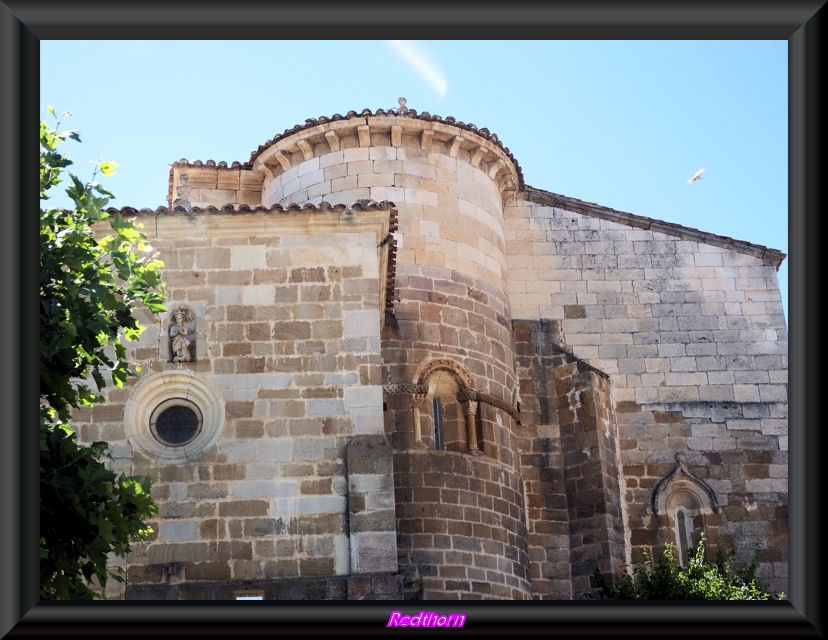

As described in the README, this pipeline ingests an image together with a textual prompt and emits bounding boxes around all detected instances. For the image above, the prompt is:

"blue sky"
[40,40,788,322]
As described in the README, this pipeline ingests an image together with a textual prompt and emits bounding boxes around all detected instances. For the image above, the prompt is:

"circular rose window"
[150,398,203,447]
[123,370,223,462]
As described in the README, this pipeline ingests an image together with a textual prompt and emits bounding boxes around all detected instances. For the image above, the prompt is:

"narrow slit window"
[675,508,691,567]
[433,396,442,450]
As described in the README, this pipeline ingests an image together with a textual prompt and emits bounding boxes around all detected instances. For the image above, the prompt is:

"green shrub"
[588,533,784,600]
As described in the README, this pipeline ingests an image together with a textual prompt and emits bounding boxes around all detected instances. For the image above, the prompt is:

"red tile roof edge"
[103,199,398,216]
[169,107,526,191]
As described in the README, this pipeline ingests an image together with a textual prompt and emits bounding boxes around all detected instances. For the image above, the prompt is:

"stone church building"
[76,103,788,600]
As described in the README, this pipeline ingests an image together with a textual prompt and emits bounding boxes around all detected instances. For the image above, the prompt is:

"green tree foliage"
[40,109,165,422]
[39,422,157,599]
[40,107,166,599]
[589,533,784,601]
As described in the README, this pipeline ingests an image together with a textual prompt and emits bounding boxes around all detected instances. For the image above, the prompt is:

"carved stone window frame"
[652,453,720,567]
[123,370,224,462]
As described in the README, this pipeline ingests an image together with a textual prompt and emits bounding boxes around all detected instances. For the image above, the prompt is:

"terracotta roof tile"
[105,199,397,217]
[171,107,526,191]
[163,108,784,269]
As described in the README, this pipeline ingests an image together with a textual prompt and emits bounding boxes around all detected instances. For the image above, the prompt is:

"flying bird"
[687,168,706,184]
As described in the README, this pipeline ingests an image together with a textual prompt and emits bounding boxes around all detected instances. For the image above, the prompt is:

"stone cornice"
[170,108,525,201]
[251,111,521,200]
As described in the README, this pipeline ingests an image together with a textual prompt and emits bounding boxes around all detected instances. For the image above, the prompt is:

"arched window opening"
[432,396,443,450]
[664,491,704,567]
[652,454,720,569]
[426,370,465,452]
[412,359,493,455]
[675,507,692,567]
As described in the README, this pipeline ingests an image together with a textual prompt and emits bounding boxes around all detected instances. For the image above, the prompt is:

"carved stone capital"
[410,392,428,410]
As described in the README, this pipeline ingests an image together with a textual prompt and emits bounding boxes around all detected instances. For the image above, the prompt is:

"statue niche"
[169,305,196,362]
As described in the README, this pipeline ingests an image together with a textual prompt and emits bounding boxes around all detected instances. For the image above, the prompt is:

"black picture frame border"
[3,1,823,636]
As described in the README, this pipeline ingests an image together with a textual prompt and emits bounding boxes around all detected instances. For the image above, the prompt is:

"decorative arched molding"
[651,453,720,515]
[411,359,474,452]
[414,358,476,391]
[382,359,520,451]
[123,370,224,463]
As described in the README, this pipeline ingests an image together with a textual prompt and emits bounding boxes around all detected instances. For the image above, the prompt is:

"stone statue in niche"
[169,305,196,362]
[172,173,190,212]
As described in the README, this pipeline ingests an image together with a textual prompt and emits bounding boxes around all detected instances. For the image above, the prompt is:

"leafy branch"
[40,107,165,599]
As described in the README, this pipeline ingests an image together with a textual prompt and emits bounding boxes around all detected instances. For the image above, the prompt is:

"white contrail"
[386,40,447,99]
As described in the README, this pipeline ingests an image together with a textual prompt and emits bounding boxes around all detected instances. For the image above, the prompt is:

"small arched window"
[426,370,464,451]
[674,505,694,567]
[413,359,480,453]
[652,453,720,567]
[432,396,443,450]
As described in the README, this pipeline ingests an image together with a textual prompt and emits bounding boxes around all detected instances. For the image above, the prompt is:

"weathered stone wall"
[70,108,788,601]
[616,402,787,594]
[75,206,395,599]
[253,115,533,599]
[554,361,625,595]
[504,196,787,409]
[393,449,531,600]
[513,319,625,599]
[168,162,264,210]
[513,319,570,599]
[505,195,788,595]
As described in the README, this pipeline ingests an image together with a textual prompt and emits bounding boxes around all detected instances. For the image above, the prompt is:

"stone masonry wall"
[503,197,788,410]
[74,207,394,599]
[254,117,536,599]
[616,401,788,595]
[393,449,531,600]
[512,319,571,599]
[505,196,788,596]
[168,162,263,210]
[513,319,625,599]
[555,361,625,595]
[72,108,789,601]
